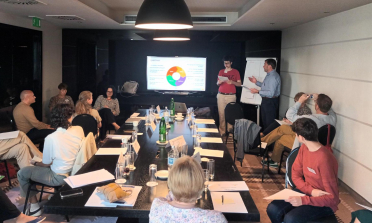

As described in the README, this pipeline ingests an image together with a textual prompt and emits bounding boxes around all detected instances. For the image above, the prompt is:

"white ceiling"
[0,0,371,30]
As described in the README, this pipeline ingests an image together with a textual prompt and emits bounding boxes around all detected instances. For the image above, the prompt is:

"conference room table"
[44,109,260,222]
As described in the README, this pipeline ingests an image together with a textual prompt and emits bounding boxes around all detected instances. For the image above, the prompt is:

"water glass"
[115,163,124,179]
[192,124,198,135]
[195,134,202,147]
[123,155,130,176]
[128,151,135,170]
[145,115,151,125]
[207,159,215,180]
[203,169,209,191]
[149,164,157,182]
[180,145,188,157]
[132,130,137,142]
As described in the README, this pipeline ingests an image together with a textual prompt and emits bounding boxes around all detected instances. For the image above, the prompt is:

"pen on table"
[222,195,224,205]
[232,165,236,172]
[121,185,135,188]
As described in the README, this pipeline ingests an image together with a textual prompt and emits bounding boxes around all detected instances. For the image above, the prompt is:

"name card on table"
[131,140,140,153]
[156,105,161,114]
[151,121,156,132]
[168,135,187,147]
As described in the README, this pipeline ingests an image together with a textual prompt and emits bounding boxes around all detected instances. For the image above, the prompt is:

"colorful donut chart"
[166,66,186,86]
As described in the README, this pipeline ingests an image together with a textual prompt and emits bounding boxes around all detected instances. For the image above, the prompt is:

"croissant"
[97,183,131,203]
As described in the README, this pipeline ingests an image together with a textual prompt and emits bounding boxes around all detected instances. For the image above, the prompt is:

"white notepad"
[85,186,142,207]
[64,169,115,188]
[96,148,128,155]
[193,147,224,158]
[200,137,223,143]
[106,135,132,140]
[195,119,215,124]
[197,128,219,133]
[208,181,249,192]
[211,192,248,213]
[264,189,305,200]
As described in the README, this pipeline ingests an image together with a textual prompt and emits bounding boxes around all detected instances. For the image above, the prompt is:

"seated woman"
[75,91,102,128]
[17,104,85,216]
[93,86,122,139]
[261,92,312,137]
[149,156,227,223]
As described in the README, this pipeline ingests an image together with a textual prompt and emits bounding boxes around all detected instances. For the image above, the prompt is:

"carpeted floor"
[224,136,370,223]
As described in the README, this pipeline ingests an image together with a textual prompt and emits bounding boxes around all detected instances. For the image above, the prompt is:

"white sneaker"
[26,205,42,217]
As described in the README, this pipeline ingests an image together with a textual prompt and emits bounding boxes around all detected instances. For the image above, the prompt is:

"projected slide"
[147,56,206,91]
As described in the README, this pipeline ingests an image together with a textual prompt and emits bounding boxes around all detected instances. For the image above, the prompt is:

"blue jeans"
[267,199,334,223]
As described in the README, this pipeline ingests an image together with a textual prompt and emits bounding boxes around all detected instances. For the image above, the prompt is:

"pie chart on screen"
[166,66,186,86]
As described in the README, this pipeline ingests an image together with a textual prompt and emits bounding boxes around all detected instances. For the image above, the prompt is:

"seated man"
[267,118,339,223]
[0,131,42,169]
[13,90,54,150]
[48,83,74,111]
[262,93,336,167]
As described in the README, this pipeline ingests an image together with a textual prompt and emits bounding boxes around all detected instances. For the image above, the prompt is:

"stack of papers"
[0,131,19,140]
[200,137,223,143]
[85,186,142,207]
[106,135,132,140]
[96,148,128,155]
[208,181,249,192]
[193,147,224,158]
[275,119,291,126]
[125,118,143,124]
[197,128,219,133]
[211,192,248,213]
[64,169,115,188]
[263,189,305,200]
[195,119,215,124]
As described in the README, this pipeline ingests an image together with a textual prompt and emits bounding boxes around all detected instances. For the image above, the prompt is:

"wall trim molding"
[281,36,372,50]
[280,71,372,84]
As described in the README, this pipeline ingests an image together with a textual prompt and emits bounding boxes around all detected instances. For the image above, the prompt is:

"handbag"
[121,81,139,95]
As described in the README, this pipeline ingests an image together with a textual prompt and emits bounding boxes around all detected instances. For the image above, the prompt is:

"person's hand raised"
[298,94,309,104]
[248,76,257,84]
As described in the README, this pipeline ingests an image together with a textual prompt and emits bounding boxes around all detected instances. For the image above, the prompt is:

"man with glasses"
[216,56,241,136]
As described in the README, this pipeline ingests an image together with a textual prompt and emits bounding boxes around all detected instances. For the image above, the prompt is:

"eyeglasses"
[107,91,113,93]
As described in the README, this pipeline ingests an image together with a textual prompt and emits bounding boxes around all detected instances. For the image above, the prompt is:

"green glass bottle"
[159,117,166,143]
[170,98,175,116]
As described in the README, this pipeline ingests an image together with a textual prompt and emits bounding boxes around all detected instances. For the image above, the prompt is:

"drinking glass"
[149,164,157,182]
[124,154,131,176]
[115,163,124,180]
[132,130,137,142]
[145,115,151,125]
[203,169,209,191]
[180,145,188,157]
[195,134,202,147]
[128,151,135,170]
[207,159,215,180]
[192,124,198,136]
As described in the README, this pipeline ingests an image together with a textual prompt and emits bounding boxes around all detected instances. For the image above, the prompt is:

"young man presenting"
[267,118,339,223]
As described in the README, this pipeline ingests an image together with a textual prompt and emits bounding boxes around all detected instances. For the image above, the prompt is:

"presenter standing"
[217,56,241,136]
[248,59,281,129]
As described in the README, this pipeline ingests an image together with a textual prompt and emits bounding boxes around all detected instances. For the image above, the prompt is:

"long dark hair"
[51,104,74,129]
[103,85,116,99]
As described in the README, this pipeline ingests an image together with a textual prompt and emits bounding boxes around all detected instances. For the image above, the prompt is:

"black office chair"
[0,160,12,187]
[72,114,98,137]
[6,111,17,131]
[224,102,244,144]
[278,124,336,174]
[285,147,338,223]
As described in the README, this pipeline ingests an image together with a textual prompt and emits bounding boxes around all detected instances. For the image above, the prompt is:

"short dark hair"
[222,55,234,63]
[50,104,74,129]
[265,59,277,70]
[291,118,318,142]
[103,85,116,99]
[58,83,68,90]
[294,92,305,102]
[316,94,332,113]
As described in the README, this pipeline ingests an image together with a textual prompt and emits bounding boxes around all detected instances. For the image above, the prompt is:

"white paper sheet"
[275,119,291,126]
[64,169,115,188]
[197,128,219,133]
[130,113,140,118]
[169,135,187,147]
[0,131,19,140]
[218,76,229,82]
[356,203,372,211]
[263,189,305,200]
[125,118,143,123]
[156,105,161,114]
[96,148,128,155]
[193,147,224,158]
[208,181,249,192]
[85,186,142,207]
[131,140,140,153]
[195,119,215,124]
[200,137,223,143]
[106,135,132,140]
[211,192,248,213]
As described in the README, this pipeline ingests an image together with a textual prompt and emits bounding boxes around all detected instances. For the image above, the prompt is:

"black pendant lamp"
[153,30,190,41]
[135,0,193,30]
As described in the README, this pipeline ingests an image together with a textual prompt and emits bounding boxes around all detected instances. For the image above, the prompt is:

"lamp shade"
[135,0,193,30]
[153,30,190,41]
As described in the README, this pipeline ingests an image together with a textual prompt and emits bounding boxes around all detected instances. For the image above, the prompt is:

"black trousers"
[260,97,279,130]
[0,189,20,221]
[26,128,55,152]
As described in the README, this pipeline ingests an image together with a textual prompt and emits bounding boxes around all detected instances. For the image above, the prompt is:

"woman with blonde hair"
[149,156,227,223]
[75,91,102,128]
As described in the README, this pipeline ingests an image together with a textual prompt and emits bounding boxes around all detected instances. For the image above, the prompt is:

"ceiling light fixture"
[135,0,193,30]
[153,30,190,41]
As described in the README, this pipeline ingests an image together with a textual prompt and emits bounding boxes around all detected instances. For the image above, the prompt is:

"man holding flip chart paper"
[216,56,241,136]
[248,59,281,129]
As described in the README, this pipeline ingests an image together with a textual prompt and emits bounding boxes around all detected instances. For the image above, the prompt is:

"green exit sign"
[32,17,41,28]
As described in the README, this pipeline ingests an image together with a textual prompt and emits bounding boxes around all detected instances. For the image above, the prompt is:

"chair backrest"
[72,114,97,137]
[285,146,300,189]
[318,124,336,146]
[224,102,244,125]
[6,111,17,131]
[174,102,187,113]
